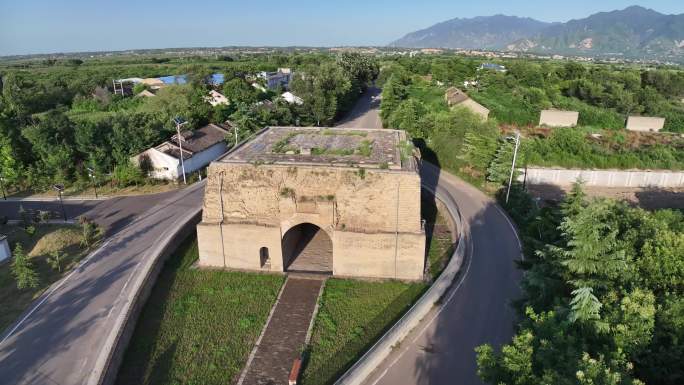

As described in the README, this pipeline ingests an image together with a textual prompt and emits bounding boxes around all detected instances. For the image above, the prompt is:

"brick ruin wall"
[197,163,425,280]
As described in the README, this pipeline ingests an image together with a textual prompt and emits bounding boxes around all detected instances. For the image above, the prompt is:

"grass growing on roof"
[115,236,284,385]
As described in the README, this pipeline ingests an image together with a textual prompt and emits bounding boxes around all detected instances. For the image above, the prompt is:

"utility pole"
[505,132,521,204]
[172,117,189,185]
[53,184,67,222]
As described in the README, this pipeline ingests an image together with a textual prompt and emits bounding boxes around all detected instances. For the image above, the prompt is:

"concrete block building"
[626,116,665,132]
[539,109,579,127]
[196,127,426,280]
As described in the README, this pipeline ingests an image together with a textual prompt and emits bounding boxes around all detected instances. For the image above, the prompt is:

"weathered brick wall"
[197,162,425,280]
[202,163,422,234]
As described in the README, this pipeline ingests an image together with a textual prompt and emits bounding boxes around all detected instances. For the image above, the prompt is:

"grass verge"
[426,207,455,279]
[115,236,285,385]
[8,181,180,199]
[301,196,455,385]
[301,279,427,385]
[0,224,87,331]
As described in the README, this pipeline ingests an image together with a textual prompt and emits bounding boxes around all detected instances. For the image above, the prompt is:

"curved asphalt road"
[0,88,521,385]
[340,88,523,385]
[0,182,204,385]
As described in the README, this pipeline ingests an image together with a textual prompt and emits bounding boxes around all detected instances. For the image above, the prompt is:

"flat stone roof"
[220,126,416,171]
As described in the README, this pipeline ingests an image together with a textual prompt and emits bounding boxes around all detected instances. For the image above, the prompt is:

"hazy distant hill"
[391,6,684,60]
[390,15,551,50]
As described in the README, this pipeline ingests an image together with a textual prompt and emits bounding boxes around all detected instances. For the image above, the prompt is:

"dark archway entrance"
[281,223,332,273]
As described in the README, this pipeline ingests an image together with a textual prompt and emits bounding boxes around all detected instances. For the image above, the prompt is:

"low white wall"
[520,167,684,188]
[0,236,10,263]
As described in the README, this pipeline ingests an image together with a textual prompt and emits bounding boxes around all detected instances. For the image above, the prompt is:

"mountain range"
[390,6,684,61]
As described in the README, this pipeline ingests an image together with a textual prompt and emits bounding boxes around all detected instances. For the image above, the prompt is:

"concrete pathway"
[240,276,324,385]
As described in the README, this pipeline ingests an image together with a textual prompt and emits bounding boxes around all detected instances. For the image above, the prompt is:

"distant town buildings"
[444,87,490,120]
[539,109,579,127]
[258,68,293,89]
[132,123,232,180]
[478,63,507,72]
[626,116,666,132]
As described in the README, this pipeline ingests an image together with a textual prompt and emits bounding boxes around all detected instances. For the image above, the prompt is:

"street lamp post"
[172,117,189,185]
[53,184,67,222]
[505,131,521,204]
[86,167,98,198]
[0,174,6,200]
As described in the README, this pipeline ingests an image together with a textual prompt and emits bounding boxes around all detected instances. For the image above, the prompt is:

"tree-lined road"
[0,183,204,385]
[339,87,522,385]
[336,87,382,129]
[0,87,521,385]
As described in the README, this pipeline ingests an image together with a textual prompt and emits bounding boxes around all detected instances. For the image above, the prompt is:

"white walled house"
[132,123,231,180]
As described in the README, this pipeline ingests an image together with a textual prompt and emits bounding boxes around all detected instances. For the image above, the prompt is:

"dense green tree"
[11,244,39,290]
[222,78,259,106]
[387,99,427,137]
[22,110,78,182]
[477,187,684,385]
[336,52,379,92]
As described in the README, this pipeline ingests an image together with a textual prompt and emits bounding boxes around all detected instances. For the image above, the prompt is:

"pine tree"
[460,131,498,173]
[486,138,516,184]
[11,244,39,290]
[569,287,602,323]
[561,180,587,218]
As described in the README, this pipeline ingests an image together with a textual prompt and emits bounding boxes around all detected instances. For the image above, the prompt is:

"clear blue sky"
[1,0,682,56]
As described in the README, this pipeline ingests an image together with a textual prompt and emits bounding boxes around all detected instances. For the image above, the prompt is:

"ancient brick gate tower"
[196,126,426,280]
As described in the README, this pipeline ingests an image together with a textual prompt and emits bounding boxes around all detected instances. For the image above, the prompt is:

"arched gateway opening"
[281,223,332,274]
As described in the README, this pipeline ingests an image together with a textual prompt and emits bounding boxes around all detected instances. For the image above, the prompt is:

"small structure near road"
[196,126,426,280]
[444,87,490,120]
[205,90,229,106]
[626,116,665,132]
[280,91,303,105]
[135,89,156,98]
[0,235,10,263]
[131,123,231,180]
[539,109,579,127]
